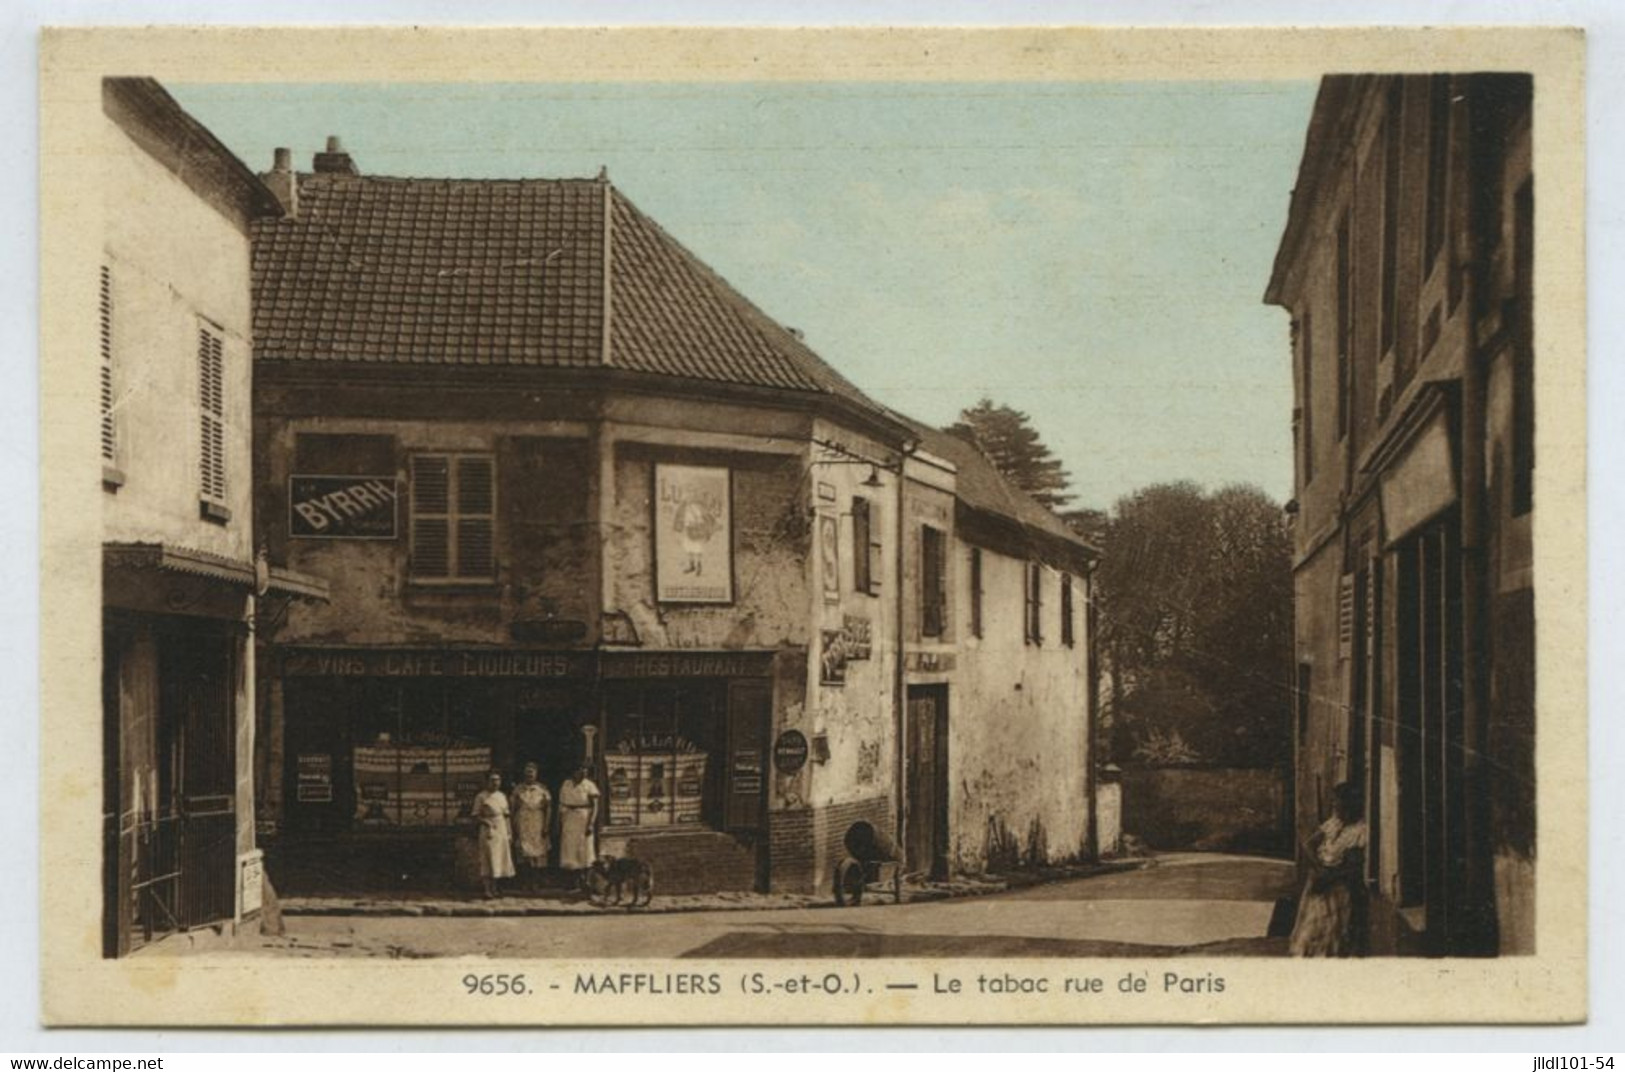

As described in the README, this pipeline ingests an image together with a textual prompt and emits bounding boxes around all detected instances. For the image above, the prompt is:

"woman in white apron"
[472,770,515,899]
[557,765,601,880]
[511,762,553,891]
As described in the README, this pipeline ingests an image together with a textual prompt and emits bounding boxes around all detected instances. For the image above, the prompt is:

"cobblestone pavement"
[173,853,1293,959]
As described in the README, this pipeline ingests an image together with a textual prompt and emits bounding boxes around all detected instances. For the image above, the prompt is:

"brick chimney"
[262,146,299,217]
[313,135,358,175]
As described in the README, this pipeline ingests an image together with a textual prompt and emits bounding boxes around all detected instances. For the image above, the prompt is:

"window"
[852,496,882,596]
[100,266,116,465]
[1424,75,1452,271]
[1299,309,1314,484]
[411,453,496,582]
[1296,663,1312,741]
[197,324,227,516]
[1381,80,1403,360]
[921,525,946,638]
[1061,574,1075,647]
[969,547,984,638]
[1336,214,1353,441]
[1024,562,1044,645]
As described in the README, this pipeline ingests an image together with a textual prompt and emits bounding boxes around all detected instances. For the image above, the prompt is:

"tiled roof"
[252,173,887,418]
[253,176,605,366]
[903,418,1096,554]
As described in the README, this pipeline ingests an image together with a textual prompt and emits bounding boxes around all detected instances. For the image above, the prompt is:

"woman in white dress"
[1289,782,1369,956]
[557,764,601,881]
[472,770,516,899]
[511,762,553,891]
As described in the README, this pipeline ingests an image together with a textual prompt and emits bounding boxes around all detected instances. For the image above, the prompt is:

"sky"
[172,80,1318,513]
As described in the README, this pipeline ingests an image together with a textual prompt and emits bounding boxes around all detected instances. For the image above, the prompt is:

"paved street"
[207,853,1296,960]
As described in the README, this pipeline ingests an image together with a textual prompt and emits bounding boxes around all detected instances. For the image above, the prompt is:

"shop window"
[1061,574,1075,647]
[1394,519,1463,913]
[921,524,947,638]
[969,547,984,638]
[602,682,727,832]
[197,324,227,517]
[852,496,882,596]
[1024,562,1044,645]
[345,680,498,829]
[411,453,496,582]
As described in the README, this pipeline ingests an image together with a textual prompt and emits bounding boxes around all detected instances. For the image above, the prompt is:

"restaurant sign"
[289,474,399,539]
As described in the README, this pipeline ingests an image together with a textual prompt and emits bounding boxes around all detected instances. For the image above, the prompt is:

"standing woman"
[511,762,553,891]
[558,764,602,886]
[1289,781,1369,956]
[473,770,516,899]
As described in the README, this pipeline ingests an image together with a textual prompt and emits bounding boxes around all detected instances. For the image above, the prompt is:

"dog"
[587,854,654,909]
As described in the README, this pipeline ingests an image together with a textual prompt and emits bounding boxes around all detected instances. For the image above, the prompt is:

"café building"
[250,140,919,895]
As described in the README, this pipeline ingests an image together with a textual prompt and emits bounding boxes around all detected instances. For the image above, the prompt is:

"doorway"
[905,684,950,879]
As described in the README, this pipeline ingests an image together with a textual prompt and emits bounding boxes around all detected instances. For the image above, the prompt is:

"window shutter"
[100,266,115,462]
[851,497,871,593]
[411,453,495,582]
[456,455,496,579]
[197,327,226,503]
[969,547,983,638]
[1061,574,1075,647]
[411,455,451,578]
[866,500,884,596]
[921,526,946,637]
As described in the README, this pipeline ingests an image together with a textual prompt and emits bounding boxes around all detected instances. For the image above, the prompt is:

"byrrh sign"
[289,474,400,539]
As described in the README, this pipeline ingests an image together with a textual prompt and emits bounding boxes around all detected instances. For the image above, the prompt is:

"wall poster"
[653,464,733,603]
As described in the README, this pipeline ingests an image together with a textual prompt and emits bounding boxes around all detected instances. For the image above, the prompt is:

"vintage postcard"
[38,25,1586,1026]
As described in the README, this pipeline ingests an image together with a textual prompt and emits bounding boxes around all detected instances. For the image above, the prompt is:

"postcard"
[39,25,1586,1025]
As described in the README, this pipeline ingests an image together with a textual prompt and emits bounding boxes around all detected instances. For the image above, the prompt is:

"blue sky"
[172,81,1317,512]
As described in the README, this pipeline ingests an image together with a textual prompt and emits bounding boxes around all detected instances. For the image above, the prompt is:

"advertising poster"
[654,464,732,603]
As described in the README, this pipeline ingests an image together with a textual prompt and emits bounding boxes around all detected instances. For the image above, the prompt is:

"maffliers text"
[575,973,722,996]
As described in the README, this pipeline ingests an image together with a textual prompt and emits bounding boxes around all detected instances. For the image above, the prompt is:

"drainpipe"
[892,444,915,890]
[1082,558,1101,861]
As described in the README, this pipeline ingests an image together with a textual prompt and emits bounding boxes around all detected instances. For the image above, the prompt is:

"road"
[222,853,1296,959]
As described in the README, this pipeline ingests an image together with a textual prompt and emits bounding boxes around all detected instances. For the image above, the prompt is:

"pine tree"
[945,398,1074,509]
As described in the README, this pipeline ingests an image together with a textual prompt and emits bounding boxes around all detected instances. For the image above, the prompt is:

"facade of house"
[99,79,325,957]
[249,139,1099,897]
[1266,74,1535,955]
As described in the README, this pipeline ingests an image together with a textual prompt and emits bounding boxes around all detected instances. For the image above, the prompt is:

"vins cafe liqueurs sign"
[654,464,732,603]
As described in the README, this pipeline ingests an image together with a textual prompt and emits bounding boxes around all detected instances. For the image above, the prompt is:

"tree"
[945,398,1074,509]
[1093,482,1293,770]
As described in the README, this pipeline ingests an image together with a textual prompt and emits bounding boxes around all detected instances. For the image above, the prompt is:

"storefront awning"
[104,542,329,602]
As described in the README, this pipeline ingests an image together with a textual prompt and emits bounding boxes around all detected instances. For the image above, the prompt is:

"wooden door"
[165,631,237,930]
[724,681,770,833]
[906,685,949,879]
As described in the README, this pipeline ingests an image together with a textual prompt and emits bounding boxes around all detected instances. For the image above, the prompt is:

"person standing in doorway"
[558,764,601,888]
[473,770,516,899]
[1289,781,1369,956]
[511,762,553,892]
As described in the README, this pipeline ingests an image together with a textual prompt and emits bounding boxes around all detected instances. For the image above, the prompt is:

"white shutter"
[197,326,226,503]
[99,266,115,462]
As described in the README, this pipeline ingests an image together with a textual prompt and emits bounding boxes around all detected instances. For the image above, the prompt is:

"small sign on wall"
[296,753,333,803]
[654,464,733,603]
[819,514,841,602]
[289,474,399,538]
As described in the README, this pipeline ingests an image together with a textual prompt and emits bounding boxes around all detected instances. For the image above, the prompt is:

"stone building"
[249,137,1099,897]
[1266,74,1535,954]
[99,79,325,957]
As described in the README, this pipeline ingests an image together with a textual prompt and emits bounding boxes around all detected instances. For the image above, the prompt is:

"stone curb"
[279,857,1152,918]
